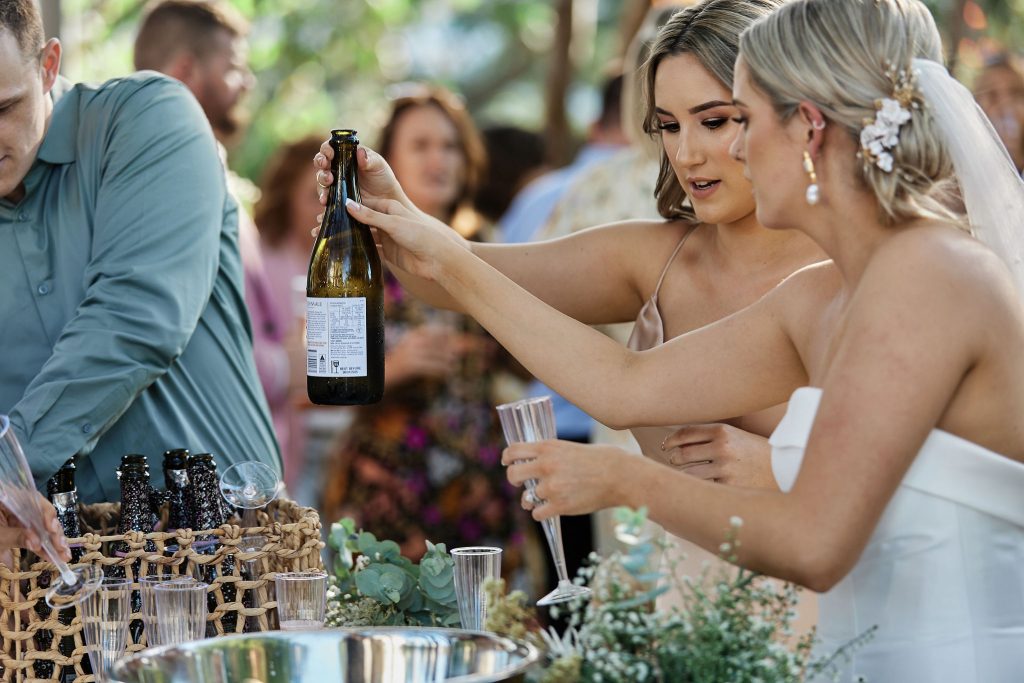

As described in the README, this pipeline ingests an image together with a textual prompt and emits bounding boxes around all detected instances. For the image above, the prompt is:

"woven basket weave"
[0,497,324,682]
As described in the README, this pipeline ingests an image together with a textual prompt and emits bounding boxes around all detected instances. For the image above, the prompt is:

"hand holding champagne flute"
[0,415,102,608]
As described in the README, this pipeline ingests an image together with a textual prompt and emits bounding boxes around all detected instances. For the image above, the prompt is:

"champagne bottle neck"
[324,141,361,231]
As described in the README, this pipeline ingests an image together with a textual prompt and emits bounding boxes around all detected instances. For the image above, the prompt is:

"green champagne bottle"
[306,129,385,405]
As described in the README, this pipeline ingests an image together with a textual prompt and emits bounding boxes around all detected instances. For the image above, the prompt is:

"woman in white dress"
[343,0,1024,678]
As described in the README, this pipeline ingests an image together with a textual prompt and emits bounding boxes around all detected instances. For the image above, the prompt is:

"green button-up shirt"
[0,72,281,503]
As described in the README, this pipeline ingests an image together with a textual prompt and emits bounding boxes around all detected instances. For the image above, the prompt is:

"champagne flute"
[219,461,281,629]
[0,415,102,609]
[496,397,591,606]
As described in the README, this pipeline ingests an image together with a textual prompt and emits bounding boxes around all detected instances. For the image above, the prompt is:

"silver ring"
[524,490,541,507]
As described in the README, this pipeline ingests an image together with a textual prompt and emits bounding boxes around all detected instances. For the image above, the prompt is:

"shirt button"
[81,423,93,434]
[37,283,50,295]
[17,211,27,221]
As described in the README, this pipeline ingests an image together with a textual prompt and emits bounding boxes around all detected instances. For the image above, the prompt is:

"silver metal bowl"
[110,627,541,683]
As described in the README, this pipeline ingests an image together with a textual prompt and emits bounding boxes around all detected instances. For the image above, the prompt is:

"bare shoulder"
[771,260,842,312]
[866,222,1018,313]
[579,218,693,245]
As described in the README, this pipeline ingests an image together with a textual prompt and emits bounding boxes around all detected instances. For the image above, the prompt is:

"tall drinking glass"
[81,577,131,682]
[496,397,591,606]
[451,546,502,630]
[154,580,209,645]
[0,415,102,609]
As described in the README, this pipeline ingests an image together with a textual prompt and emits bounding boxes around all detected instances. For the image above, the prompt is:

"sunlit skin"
[311,56,824,489]
[337,54,1024,592]
[0,30,60,203]
[386,103,464,220]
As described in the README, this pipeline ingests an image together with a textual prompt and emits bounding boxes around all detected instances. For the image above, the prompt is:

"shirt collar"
[36,76,79,165]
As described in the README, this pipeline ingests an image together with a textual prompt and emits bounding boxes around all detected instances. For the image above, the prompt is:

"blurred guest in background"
[134,0,294,480]
[476,125,548,226]
[319,86,537,589]
[134,0,254,144]
[253,135,328,493]
[974,55,1024,175]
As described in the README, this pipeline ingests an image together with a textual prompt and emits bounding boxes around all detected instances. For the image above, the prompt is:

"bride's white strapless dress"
[769,387,1024,682]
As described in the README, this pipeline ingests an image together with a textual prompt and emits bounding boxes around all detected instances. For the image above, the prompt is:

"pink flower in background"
[405,425,429,450]
[479,445,500,467]
[422,505,442,526]
[458,517,483,541]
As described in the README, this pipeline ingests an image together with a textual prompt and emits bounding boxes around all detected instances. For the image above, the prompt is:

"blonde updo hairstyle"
[640,0,784,222]
[740,0,961,227]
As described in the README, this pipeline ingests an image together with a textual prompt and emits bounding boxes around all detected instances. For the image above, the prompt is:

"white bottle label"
[306,297,368,378]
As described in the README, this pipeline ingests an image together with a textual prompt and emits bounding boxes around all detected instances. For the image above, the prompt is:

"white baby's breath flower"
[730,515,743,528]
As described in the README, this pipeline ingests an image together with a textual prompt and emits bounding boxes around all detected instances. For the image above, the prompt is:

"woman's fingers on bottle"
[318,139,333,165]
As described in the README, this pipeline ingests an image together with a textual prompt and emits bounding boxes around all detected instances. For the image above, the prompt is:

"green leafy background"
[55,0,1023,183]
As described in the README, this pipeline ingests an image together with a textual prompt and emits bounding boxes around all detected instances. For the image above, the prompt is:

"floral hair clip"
[859,66,920,173]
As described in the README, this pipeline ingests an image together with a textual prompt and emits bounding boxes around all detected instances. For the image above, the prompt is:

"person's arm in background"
[9,76,231,480]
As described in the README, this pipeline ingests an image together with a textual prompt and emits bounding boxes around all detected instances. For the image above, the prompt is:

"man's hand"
[0,495,71,568]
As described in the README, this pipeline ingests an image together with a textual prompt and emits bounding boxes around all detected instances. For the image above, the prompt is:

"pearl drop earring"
[803,151,820,206]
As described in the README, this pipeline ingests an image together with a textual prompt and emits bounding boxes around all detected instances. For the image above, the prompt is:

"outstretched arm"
[347,198,805,429]
[505,230,996,591]
[315,143,667,325]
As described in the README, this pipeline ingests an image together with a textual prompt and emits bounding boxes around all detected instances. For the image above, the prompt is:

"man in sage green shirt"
[0,1,281,503]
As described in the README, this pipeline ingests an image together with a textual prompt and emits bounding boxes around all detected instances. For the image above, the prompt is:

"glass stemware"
[0,414,102,609]
[219,461,282,528]
[81,577,131,682]
[496,397,591,606]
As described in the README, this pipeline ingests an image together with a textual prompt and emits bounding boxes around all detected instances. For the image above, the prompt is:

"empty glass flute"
[274,571,327,630]
[451,546,502,630]
[154,580,209,645]
[0,415,102,608]
[81,577,131,682]
[496,396,591,606]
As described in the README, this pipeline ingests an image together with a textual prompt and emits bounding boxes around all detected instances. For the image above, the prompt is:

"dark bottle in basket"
[186,454,238,633]
[113,459,157,643]
[45,457,89,682]
[162,449,191,530]
[32,459,76,679]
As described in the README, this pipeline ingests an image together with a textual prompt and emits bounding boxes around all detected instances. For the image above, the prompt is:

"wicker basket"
[0,498,324,682]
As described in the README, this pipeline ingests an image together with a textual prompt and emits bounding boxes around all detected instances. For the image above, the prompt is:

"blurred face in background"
[387,103,465,219]
[288,172,323,246]
[974,64,1024,172]
[191,28,254,139]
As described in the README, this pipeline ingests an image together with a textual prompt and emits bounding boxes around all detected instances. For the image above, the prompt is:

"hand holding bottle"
[315,142,406,209]
[344,197,471,285]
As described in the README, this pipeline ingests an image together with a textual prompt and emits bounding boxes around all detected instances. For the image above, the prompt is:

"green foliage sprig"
[324,518,460,628]
[485,508,874,683]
